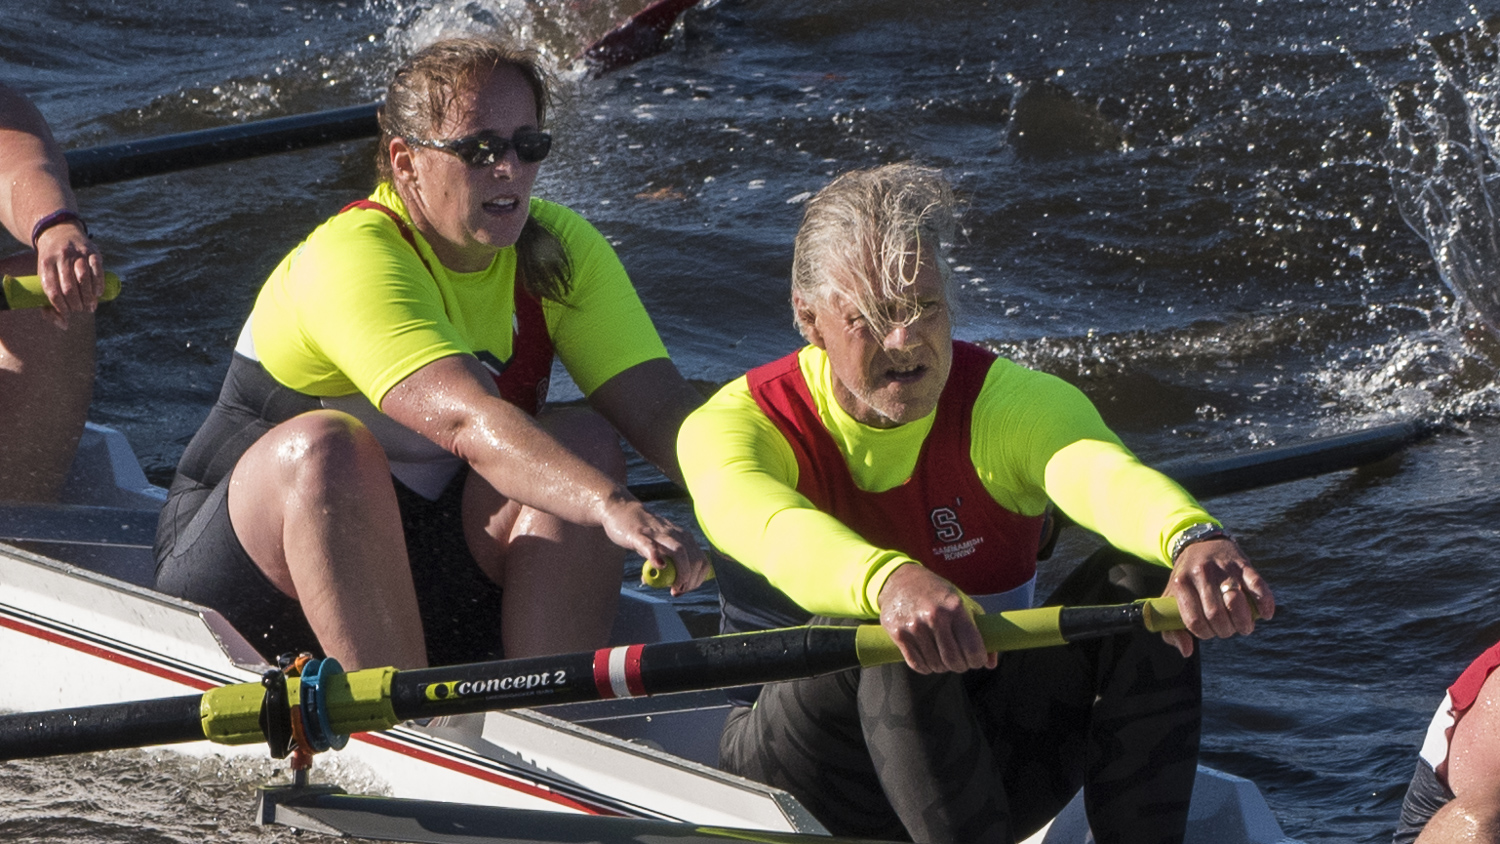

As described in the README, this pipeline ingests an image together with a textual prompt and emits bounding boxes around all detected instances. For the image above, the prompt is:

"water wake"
[1380,15,1500,333]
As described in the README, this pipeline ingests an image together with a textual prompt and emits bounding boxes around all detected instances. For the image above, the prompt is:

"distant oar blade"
[580,0,702,76]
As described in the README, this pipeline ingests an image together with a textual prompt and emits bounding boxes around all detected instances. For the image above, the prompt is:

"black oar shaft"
[0,693,203,759]
[1168,420,1426,500]
[60,5,705,189]
[0,599,1187,761]
[389,627,860,720]
[65,103,380,189]
[1056,602,1147,640]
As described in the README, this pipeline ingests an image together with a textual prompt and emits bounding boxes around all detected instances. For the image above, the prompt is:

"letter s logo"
[931,507,963,543]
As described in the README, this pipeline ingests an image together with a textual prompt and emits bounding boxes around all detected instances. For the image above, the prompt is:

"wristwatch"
[1169,522,1229,562]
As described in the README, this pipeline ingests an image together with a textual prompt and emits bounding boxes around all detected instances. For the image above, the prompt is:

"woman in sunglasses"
[154,37,710,670]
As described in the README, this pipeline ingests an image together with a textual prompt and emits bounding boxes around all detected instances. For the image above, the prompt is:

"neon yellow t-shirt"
[248,182,667,406]
[677,345,1216,619]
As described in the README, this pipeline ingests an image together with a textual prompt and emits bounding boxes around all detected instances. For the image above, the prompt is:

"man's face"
[799,248,953,428]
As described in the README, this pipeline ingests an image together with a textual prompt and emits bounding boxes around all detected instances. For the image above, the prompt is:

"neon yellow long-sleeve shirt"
[677,345,1216,619]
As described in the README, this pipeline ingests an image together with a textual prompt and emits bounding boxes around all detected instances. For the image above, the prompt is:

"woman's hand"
[33,218,104,326]
[600,492,709,596]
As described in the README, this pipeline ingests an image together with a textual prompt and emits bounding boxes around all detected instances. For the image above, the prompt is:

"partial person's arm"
[1416,783,1500,844]
[0,82,103,323]
[1420,666,1500,843]
[678,377,914,618]
[381,353,708,585]
[588,357,713,593]
[1042,441,1275,655]
[588,357,702,489]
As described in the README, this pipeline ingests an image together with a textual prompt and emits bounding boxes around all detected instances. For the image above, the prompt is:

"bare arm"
[0,82,102,320]
[1416,788,1500,844]
[586,356,711,592]
[1421,666,1500,843]
[380,353,707,576]
[587,356,703,488]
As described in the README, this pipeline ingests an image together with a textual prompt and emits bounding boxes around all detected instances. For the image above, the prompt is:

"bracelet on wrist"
[30,209,88,251]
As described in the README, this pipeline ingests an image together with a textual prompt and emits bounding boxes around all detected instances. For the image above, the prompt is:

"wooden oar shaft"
[0,598,1184,760]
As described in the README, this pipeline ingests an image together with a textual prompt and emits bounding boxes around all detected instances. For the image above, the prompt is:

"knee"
[270,410,390,489]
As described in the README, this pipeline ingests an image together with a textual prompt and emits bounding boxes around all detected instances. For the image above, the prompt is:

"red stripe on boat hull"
[0,608,626,817]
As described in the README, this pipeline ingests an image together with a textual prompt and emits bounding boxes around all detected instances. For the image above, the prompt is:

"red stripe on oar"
[591,647,616,699]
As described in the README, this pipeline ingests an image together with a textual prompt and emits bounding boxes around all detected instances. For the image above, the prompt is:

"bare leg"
[226,409,427,669]
[463,407,625,657]
[0,307,93,503]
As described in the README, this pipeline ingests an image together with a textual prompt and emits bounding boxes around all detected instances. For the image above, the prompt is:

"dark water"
[5,1,1500,841]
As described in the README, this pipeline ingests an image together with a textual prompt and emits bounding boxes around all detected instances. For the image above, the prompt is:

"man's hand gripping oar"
[1160,535,1274,657]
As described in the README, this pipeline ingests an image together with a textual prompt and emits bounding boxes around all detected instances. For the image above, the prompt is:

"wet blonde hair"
[791,162,957,341]
[377,37,571,303]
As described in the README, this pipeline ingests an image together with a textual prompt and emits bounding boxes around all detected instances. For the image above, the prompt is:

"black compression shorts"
[154,467,506,667]
[153,354,507,667]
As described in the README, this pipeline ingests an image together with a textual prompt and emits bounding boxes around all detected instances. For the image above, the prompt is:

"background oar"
[65,104,379,189]
[1164,420,1427,500]
[0,597,1184,761]
[63,2,703,188]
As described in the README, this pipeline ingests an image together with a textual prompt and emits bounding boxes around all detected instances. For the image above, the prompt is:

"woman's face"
[393,64,542,273]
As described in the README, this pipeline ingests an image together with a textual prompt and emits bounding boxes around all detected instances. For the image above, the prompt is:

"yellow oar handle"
[1141,596,1185,631]
[2,271,121,309]
[640,557,716,589]
[852,597,1192,667]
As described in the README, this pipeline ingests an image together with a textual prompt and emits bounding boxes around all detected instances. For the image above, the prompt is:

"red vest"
[746,341,1044,596]
[1450,640,1500,715]
[340,200,553,415]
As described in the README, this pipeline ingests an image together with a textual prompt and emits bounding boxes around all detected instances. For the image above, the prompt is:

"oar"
[1163,420,1428,500]
[65,103,380,189]
[63,2,703,189]
[0,596,1186,761]
[1,271,121,310]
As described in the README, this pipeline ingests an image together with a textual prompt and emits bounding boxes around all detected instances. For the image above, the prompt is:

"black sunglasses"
[407,129,552,166]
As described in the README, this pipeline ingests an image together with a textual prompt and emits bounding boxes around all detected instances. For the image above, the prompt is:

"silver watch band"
[1170,522,1228,562]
